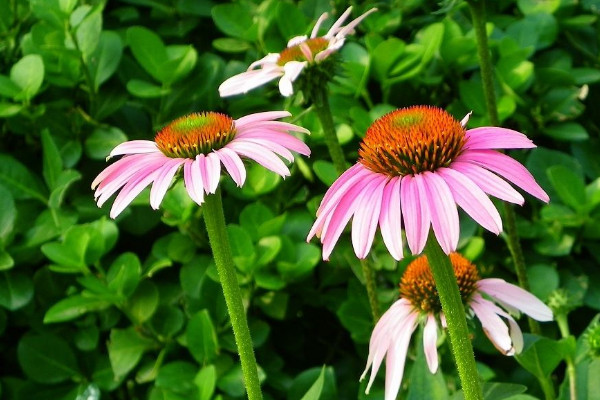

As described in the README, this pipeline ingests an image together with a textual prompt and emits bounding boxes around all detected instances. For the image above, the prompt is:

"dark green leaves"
[17,334,80,383]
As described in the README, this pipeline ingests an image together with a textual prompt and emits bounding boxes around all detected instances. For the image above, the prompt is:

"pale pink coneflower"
[361,253,553,400]
[92,111,310,218]
[218,6,377,98]
[307,106,549,260]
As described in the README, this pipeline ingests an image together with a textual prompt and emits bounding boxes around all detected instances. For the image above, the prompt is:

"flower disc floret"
[359,106,466,176]
[155,112,236,158]
[400,253,480,313]
[277,38,330,65]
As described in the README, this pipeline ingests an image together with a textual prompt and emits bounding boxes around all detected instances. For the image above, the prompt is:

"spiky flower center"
[358,106,466,176]
[155,112,236,158]
[400,253,480,314]
[277,37,330,66]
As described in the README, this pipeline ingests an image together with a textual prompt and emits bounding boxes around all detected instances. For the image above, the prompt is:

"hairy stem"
[203,190,263,400]
[424,235,483,400]
[467,0,540,334]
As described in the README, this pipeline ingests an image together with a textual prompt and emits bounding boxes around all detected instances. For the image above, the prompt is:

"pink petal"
[237,120,310,134]
[470,295,513,355]
[110,169,160,218]
[457,150,549,202]
[183,160,202,205]
[400,174,431,255]
[477,279,553,321]
[235,111,291,129]
[218,67,284,97]
[379,177,403,261]
[450,161,525,205]
[384,311,418,400]
[351,178,387,258]
[93,154,146,189]
[108,140,159,158]
[460,112,472,127]
[287,35,308,47]
[464,127,535,150]
[279,61,306,96]
[215,147,246,187]
[321,176,385,260]
[149,159,184,209]
[203,152,222,194]
[237,131,310,156]
[311,12,329,38]
[437,167,502,234]
[235,137,294,162]
[93,153,164,192]
[299,42,313,62]
[334,8,378,40]
[325,7,353,38]
[226,141,290,177]
[423,314,439,373]
[422,171,459,254]
[247,53,279,70]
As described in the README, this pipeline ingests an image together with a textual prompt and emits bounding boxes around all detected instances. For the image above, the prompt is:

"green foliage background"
[1,0,600,399]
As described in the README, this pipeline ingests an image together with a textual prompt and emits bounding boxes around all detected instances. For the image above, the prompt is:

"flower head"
[92,111,310,218]
[308,106,549,260]
[218,6,376,98]
[361,253,553,400]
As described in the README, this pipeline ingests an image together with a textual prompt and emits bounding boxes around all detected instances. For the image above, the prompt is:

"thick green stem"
[467,0,540,334]
[556,314,576,400]
[360,258,379,322]
[424,235,483,400]
[312,90,347,175]
[203,190,263,400]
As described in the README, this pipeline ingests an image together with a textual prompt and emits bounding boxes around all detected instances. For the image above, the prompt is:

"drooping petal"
[464,127,536,150]
[183,160,202,205]
[400,174,431,255]
[470,295,513,355]
[457,150,549,202]
[351,178,387,258]
[493,306,525,354]
[93,153,164,192]
[237,120,310,134]
[236,131,311,156]
[384,311,419,400]
[379,177,403,261]
[149,159,185,209]
[287,35,308,47]
[188,157,206,205]
[477,278,553,321]
[219,67,284,97]
[108,140,159,158]
[247,53,280,70]
[235,111,291,129]
[215,147,246,187]
[422,171,460,254]
[450,161,525,205]
[110,168,161,218]
[423,314,439,373]
[227,141,290,177]
[437,167,502,234]
[279,61,306,96]
[235,137,295,163]
[203,152,222,194]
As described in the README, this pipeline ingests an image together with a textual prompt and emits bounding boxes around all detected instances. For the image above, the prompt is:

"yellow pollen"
[277,37,330,66]
[358,106,466,176]
[399,253,481,314]
[154,112,235,158]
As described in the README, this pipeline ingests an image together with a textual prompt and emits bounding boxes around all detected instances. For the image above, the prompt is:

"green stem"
[203,190,263,400]
[424,235,483,400]
[466,0,540,334]
[361,258,379,322]
[556,314,576,400]
[312,89,347,175]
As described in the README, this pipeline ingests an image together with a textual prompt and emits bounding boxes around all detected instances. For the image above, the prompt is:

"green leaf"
[125,280,159,323]
[10,54,44,101]
[0,185,16,242]
[41,227,90,272]
[0,102,22,117]
[211,3,257,40]
[515,334,567,380]
[108,328,154,379]
[313,160,338,186]
[186,309,219,364]
[517,0,560,14]
[547,165,587,211]
[84,126,128,160]
[0,75,21,98]
[156,361,199,396]
[149,305,184,338]
[89,31,123,90]
[544,123,589,142]
[107,252,141,297]
[0,154,47,202]
[527,264,559,301]
[126,79,171,98]
[298,366,325,400]
[240,163,281,197]
[0,250,14,270]
[74,5,103,60]
[17,334,79,384]
[195,365,217,400]
[48,169,82,209]
[289,367,337,400]
[212,38,251,53]
[239,202,274,240]
[44,294,111,323]
[127,26,167,83]
[227,224,256,273]
[407,330,448,400]
[0,271,33,310]
[41,129,63,189]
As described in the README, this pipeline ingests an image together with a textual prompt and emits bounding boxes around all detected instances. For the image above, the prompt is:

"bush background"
[1,0,599,399]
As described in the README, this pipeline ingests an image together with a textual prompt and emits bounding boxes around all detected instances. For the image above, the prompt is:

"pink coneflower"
[307,106,549,260]
[218,6,376,97]
[92,111,310,218]
[361,253,553,400]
